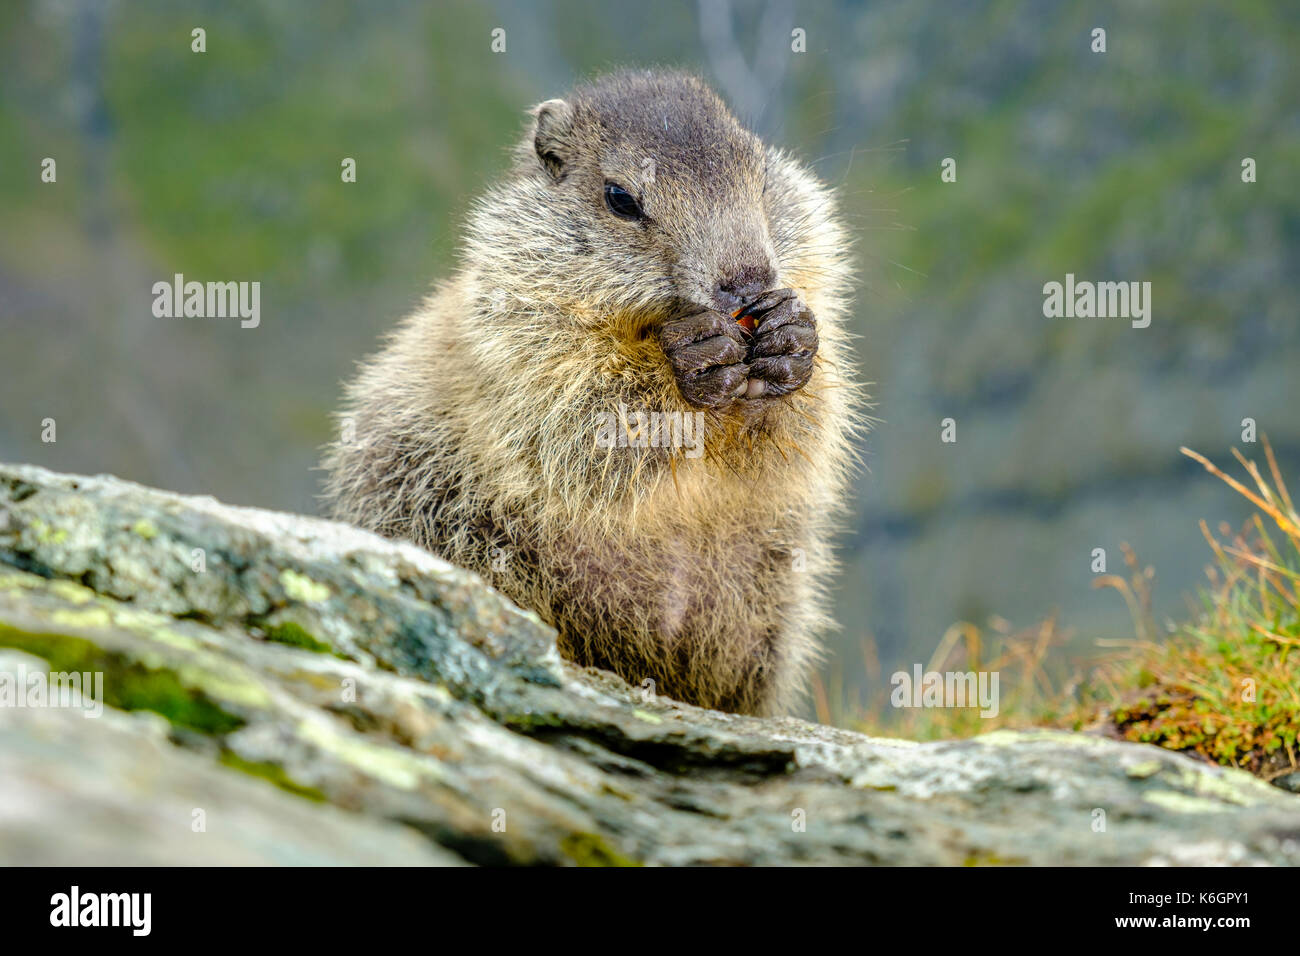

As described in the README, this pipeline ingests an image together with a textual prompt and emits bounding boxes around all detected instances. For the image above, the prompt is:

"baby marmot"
[324,69,861,716]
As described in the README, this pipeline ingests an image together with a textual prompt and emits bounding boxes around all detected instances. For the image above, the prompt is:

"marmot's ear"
[532,98,573,180]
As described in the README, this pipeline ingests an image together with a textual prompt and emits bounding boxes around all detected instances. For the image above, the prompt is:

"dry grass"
[829,437,1300,782]
[1077,438,1300,779]
[815,615,1079,739]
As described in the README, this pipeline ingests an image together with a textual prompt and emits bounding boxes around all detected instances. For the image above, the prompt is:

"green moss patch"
[264,620,334,655]
[559,832,642,867]
[219,751,328,803]
[0,624,245,735]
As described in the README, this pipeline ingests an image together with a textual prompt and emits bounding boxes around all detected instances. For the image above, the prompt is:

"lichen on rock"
[1,463,1298,866]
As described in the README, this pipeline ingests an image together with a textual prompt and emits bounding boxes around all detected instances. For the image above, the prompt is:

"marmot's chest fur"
[323,69,862,716]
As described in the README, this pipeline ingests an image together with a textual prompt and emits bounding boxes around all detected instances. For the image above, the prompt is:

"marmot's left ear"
[532,98,573,180]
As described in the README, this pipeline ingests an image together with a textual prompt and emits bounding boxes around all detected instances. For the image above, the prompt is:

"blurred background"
[2,0,1297,724]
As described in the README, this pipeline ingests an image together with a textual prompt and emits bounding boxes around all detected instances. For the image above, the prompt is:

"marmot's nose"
[713,262,775,313]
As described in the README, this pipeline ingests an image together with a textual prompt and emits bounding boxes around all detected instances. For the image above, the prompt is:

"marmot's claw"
[660,309,749,409]
[746,290,817,397]
[680,364,751,408]
[740,287,798,318]
[660,293,816,406]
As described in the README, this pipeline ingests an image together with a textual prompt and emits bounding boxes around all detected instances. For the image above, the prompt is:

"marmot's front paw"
[659,309,749,409]
[740,288,818,399]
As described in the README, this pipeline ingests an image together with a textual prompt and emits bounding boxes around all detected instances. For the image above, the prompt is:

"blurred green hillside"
[1,0,1297,722]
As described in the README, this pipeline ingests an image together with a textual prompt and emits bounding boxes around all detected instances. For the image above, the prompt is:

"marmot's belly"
[539,528,800,708]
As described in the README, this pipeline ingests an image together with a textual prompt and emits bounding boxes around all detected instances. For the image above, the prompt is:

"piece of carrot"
[733,307,757,332]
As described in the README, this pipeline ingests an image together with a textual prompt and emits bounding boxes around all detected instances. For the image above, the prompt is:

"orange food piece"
[733,307,757,333]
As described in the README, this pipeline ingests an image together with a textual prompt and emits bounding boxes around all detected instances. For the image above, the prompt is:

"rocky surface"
[1,463,1298,866]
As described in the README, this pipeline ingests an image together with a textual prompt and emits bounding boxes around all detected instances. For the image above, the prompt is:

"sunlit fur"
[323,70,863,716]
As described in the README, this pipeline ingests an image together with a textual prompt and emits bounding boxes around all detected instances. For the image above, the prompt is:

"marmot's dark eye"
[604,182,644,221]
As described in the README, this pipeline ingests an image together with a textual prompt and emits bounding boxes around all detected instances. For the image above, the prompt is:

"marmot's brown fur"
[323,70,862,716]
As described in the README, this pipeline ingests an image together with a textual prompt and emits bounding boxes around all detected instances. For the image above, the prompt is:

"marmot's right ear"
[532,98,573,180]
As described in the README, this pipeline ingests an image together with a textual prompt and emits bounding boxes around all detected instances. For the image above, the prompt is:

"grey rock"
[1273,772,1300,795]
[1,463,1298,866]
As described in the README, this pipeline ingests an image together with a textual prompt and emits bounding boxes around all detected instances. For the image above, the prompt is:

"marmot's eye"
[604,182,644,221]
